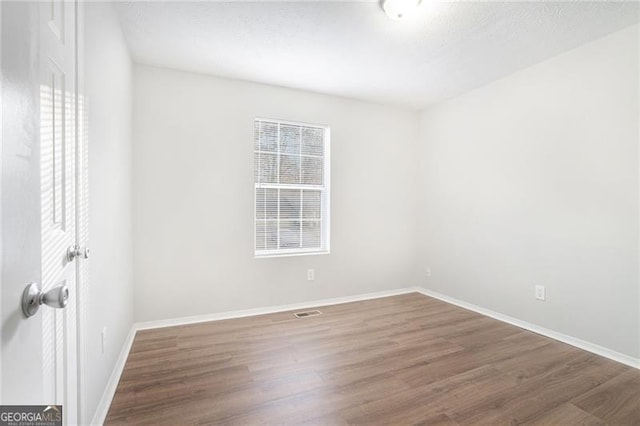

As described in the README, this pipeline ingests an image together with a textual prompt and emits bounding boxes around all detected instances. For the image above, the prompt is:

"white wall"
[84,3,134,422]
[132,65,420,322]
[418,25,639,358]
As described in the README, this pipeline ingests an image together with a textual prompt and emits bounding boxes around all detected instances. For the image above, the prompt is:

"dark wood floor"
[106,293,640,425]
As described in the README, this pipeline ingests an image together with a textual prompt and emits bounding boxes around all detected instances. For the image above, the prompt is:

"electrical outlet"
[426,267,431,277]
[101,327,107,354]
[307,269,315,281]
[535,285,546,301]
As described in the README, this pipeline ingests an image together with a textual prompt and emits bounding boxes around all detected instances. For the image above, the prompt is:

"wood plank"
[523,403,606,425]
[572,369,640,424]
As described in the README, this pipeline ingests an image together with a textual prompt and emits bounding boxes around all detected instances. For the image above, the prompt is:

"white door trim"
[74,0,87,422]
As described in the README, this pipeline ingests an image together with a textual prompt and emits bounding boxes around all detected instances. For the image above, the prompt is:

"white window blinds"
[254,118,330,256]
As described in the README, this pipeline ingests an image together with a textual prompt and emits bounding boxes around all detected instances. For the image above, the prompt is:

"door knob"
[22,283,69,318]
[66,244,89,262]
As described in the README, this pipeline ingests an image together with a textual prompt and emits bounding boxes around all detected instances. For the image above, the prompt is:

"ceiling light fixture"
[381,0,422,21]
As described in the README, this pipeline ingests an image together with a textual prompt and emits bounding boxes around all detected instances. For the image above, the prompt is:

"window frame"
[254,117,331,258]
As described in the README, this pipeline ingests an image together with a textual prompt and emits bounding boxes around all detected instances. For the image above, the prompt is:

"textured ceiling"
[115,1,639,110]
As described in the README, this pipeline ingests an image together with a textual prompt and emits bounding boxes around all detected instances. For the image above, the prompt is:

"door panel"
[39,0,78,423]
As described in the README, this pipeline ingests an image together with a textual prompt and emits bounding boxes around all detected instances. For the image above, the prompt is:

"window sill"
[255,250,330,259]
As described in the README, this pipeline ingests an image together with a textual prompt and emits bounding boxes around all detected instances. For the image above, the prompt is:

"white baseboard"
[90,326,137,425]
[135,287,421,331]
[416,287,640,370]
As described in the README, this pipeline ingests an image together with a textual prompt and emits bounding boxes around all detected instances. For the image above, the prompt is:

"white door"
[39,0,80,423]
[0,1,83,423]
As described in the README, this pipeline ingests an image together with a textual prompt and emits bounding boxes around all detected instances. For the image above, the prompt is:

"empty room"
[2,0,640,424]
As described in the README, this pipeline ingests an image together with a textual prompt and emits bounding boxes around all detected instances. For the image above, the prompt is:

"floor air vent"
[294,310,322,318]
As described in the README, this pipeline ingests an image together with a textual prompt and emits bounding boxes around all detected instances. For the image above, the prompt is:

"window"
[254,118,330,257]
